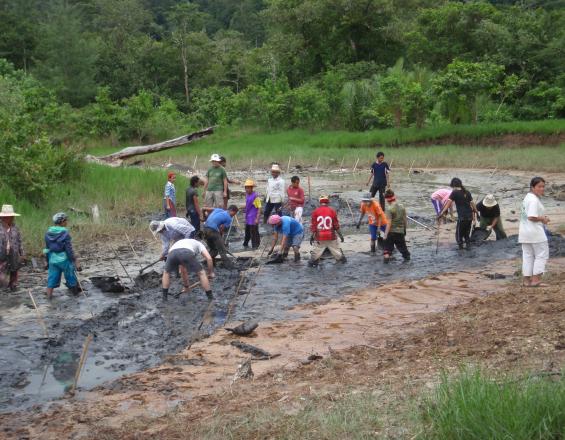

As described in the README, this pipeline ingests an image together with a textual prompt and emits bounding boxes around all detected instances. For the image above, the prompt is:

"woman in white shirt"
[518,177,550,287]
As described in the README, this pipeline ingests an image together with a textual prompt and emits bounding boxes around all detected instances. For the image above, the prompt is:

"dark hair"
[219,156,226,162]
[376,152,384,158]
[228,204,239,213]
[530,176,545,189]
[190,176,200,187]
[384,189,395,198]
[450,177,465,190]
[291,175,300,183]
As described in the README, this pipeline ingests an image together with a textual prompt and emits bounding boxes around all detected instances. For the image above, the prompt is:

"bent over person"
[309,195,346,267]
[161,238,214,301]
[202,205,238,269]
[150,217,195,260]
[476,194,507,240]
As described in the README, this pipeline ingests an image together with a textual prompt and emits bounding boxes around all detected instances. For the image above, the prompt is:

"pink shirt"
[432,188,452,203]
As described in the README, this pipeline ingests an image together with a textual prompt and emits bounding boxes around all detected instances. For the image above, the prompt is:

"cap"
[52,212,68,225]
[319,195,329,203]
[209,153,221,162]
[267,215,281,225]
[149,220,166,232]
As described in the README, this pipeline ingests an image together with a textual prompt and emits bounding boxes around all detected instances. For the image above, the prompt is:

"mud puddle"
[1,168,563,413]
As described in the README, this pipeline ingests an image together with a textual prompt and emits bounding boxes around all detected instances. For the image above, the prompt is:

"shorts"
[368,224,386,241]
[204,191,224,208]
[165,248,202,274]
[48,259,77,288]
[285,232,304,248]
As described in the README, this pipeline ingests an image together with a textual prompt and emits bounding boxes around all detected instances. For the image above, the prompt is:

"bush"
[420,369,565,440]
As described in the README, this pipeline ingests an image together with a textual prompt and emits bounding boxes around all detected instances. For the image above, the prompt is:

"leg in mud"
[63,261,79,294]
[250,224,260,249]
[161,270,171,300]
[455,219,465,249]
[309,240,325,267]
[383,234,394,263]
[197,270,213,299]
[46,260,64,299]
[394,233,410,261]
[8,270,18,291]
[529,242,549,287]
[243,224,251,247]
[326,239,345,262]
[208,230,234,269]
[493,221,507,240]
[460,219,472,249]
[290,232,303,262]
[369,224,377,255]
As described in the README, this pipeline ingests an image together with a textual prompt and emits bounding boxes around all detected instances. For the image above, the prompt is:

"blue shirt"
[204,208,232,232]
[371,161,390,185]
[275,216,304,237]
[164,181,176,205]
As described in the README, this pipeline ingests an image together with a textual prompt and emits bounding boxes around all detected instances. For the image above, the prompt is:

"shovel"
[139,258,161,275]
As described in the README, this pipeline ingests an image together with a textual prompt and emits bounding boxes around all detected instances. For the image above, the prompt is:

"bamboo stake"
[345,199,355,223]
[339,156,345,170]
[424,160,430,174]
[307,175,312,202]
[125,232,143,272]
[249,158,253,173]
[69,334,93,395]
[408,159,415,176]
[286,156,292,173]
[28,290,49,338]
[315,157,320,170]
[111,246,133,283]
[193,156,198,172]
[74,269,94,318]
[353,157,360,173]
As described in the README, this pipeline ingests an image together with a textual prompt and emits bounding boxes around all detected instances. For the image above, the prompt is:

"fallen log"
[85,126,215,166]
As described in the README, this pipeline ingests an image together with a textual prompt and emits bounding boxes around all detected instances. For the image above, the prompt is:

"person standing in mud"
[476,194,507,240]
[309,195,346,267]
[286,176,305,222]
[202,205,239,269]
[382,190,410,263]
[243,179,262,249]
[356,197,388,254]
[367,152,390,209]
[219,156,240,210]
[45,212,81,299]
[161,238,215,301]
[203,154,228,209]
[186,176,203,236]
[264,164,285,224]
[267,214,304,262]
[438,178,477,250]
[163,172,177,218]
[150,217,195,260]
[519,177,550,287]
[0,205,24,291]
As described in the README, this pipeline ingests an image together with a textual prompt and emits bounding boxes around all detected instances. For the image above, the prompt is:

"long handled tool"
[69,334,93,396]
[125,232,143,272]
[435,220,441,254]
[139,258,161,275]
[407,216,436,231]
[74,269,94,318]
[110,246,133,283]
[28,290,49,338]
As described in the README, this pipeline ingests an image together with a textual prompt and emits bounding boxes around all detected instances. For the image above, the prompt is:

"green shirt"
[386,203,406,234]
[206,166,227,192]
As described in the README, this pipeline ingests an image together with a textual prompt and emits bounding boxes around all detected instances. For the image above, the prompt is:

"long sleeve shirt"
[266,176,285,204]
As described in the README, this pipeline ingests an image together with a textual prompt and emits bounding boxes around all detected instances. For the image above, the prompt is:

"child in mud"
[366,152,390,209]
[309,195,346,267]
[203,154,228,209]
[186,176,203,235]
[286,176,305,222]
[243,179,262,249]
[161,238,215,301]
[264,164,285,224]
[267,214,304,262]
[438,178,477,250]
[356,197,388,254]
[383,190,410,263]
[45,212,82,299]
[163,172,177,218]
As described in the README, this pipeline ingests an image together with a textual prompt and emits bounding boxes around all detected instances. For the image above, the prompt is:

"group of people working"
[0,151,553,299]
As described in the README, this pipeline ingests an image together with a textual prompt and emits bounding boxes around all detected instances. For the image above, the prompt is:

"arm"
[366,169,374,186]
[386,164,391,187]
[268,232,279,255]
[438,200,453,218]
[356,213,365,229]
[160,235,170,260]
[528,215,550,224]
[193,194,202,219]
[280,234,288,250]
[223,177,228,197]
[201,248,215,277]
[471,201,477,222]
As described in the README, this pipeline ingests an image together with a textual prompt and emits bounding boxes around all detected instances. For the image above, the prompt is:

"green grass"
[419,369,565,440]
[84,122,565,172]
[0,164,188,255]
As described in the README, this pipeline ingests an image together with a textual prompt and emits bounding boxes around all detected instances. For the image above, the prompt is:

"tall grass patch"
[419,369,565,440]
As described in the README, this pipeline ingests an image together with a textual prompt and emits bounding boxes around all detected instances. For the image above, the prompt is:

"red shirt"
[311,205,340,241]
[287,186,305,209]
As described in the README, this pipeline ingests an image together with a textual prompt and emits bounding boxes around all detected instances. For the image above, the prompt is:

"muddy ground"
[0,168,564,438]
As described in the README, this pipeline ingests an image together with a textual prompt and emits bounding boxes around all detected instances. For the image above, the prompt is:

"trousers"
[383,233,410,259]
[244,224,260,249]
[479,216,507,240]
[370,183,387,210]
[311,239,344,262]
[521,242,549,276]
[455,219,472,245]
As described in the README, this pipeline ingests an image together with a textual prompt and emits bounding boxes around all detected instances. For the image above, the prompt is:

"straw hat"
[244,178,256,187]
[209,153,221,162]
[0,205,20,217]
[271,164,281,172]
[482,194,498,208]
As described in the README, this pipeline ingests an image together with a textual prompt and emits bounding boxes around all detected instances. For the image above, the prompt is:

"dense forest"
[1,0,564,201]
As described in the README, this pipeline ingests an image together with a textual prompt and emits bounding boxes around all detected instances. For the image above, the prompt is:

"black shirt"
[371,161,390,186]
[186,187,198,213]
[476,201,500,218]
[449,189,474,220]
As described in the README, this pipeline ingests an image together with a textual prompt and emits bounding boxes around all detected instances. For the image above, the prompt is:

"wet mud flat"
[0,169,563,413]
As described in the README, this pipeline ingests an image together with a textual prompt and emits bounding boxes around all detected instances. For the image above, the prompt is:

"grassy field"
[86,122,565,172]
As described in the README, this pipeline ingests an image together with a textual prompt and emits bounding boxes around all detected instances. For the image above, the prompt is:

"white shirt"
[169,238,207,255]
[266,176,285,203]
[518,193,547,243]
[160,217,196,256]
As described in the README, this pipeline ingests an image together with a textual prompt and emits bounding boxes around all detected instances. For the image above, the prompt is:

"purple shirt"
[245,192,261,225]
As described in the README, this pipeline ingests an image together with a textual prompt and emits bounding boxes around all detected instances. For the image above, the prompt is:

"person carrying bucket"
[356,197,388,255]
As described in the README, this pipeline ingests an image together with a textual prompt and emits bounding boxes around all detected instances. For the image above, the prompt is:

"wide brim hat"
[209,153,221,162]
[0,204,20,217]
[482,194,498,207]
[271,164,281,172]
[244,178,256,187]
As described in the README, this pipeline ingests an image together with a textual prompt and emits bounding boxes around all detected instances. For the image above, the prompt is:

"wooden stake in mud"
[193,155,198,172]
[74,270,95,318]
[125,232,143,272]
[28,290,49,338]
[345,199,355,223]
[307,175,312,202]
[353,157,360,173]
[435,220,441,254]
[69,334,93,396]
[424,160,431,174]
[286,156,292,174]
[111,246,133,283]
[249,158,253,173]
[315,157,320,170]
[408,159,415,177]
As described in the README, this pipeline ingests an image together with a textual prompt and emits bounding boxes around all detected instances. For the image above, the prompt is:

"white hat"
[149,220,166,232]
[209,153,221,162]
[271,164,281,172]
[0,205,20,217]
[482,194,498,208]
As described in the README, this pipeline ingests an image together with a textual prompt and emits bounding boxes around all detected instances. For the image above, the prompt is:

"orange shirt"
[360,200,388,226]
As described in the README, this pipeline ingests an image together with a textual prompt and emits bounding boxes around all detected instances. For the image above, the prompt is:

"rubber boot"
[69,285,81,295]
[162,288,169,301]
[338,256,347,264]
[308,259,319,267]
[294,251,301,262]
[370,241,376,254]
